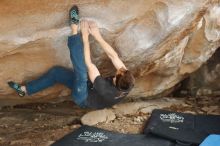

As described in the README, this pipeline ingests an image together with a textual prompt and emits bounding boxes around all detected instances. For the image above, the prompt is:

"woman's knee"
[48,66,67,77]
[74,70,87,82]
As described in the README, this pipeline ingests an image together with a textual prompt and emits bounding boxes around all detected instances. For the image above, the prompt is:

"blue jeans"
[26,34,88,107]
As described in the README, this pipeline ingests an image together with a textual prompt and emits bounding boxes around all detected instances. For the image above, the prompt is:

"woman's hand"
[88,21,102,40]
[80,20,89,40]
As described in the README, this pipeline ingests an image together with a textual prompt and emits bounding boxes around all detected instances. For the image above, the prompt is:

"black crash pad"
[144,109,220,145]
[52,125,174,146]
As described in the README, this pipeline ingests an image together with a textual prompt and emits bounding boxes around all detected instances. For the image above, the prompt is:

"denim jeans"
[26,34,88,107]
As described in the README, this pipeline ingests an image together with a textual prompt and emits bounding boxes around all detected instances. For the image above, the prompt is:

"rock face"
[176,47,220,97]
[0,0,220,104]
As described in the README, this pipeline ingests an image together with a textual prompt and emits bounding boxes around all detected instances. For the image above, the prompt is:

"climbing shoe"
[8,81,25,97]
[69,5,79,25]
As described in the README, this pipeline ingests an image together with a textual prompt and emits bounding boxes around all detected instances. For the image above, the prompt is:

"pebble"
[70,124,81,129]
[133,116,145,124]
[15,123,21,127]
[0,137,3,141]
[34,118,39,122]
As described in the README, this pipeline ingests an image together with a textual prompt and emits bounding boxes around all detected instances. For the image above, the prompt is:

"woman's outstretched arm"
[88,21,127,70]
[81,20,100,83]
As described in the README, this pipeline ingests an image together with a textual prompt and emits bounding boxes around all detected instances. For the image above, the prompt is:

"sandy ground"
[0,96,219,146]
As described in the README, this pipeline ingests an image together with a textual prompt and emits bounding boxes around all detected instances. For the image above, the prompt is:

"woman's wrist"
[94,34,103,42]
[83,38,89,45]
[82,34,89,41]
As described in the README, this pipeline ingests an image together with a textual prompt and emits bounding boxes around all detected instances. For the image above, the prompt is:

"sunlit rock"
[0,0,220,104]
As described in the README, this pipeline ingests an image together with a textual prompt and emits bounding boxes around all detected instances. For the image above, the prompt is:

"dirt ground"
[0,96,219,146]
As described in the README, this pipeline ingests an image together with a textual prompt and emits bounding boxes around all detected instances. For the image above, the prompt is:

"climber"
[7,5,135,109]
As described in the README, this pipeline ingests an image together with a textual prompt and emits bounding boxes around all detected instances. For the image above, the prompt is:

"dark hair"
[115,69,135,91]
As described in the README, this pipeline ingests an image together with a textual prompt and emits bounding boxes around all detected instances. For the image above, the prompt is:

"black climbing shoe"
[69,5,79,25]
[8,81,25,97]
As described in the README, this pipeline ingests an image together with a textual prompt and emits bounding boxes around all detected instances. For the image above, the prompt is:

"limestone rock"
[81,109,116,126]
[0,0,220,104]
[81,97,185,125]
[113,98,185,116]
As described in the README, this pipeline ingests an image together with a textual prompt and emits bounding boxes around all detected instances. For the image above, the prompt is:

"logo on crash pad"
[77,131,108,142]
[160,113,184,123]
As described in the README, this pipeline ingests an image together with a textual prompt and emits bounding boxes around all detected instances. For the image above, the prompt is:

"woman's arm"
[89,21,127,70]
[81,20,100,83]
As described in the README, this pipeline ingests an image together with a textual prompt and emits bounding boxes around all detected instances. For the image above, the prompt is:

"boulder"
[0,0,220,104]
[81,109,116,126]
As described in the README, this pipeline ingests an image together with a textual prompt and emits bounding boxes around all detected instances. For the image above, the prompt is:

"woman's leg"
[67,24,88,107]
[9,5,88,107]
[25,66,74,95]
[8,66,74,96]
